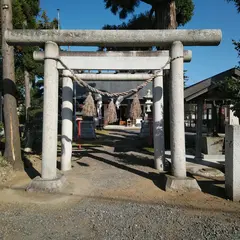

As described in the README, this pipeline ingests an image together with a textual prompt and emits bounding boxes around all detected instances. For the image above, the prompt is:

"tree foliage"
[15,9,58,88]
[102,0,194,51]
[233,40,240,65]
[217,74,240,118]
[227,0,240,12]
[12,0,39,29]
[0,1,57,105]
[226,0,240,65]
[217,0,240,119]
[14,7,58,119]
[1,1,58,158]
[103,0,194,27]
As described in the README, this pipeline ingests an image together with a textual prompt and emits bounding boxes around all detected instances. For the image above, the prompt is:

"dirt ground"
[0,129,240,239]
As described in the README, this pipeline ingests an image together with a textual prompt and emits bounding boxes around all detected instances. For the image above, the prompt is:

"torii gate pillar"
[41,41,59,179]
[27,41,66,192]
[153,70,165,170]
[165,41,201,191]
[61,70,73,171]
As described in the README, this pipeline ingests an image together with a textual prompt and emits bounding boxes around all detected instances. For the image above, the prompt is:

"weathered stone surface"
[164,174,201,192]
[61,70,73,172]
[170,41,186,178]
[26,174,67,193]
[139,121,151,138]
[225,125,240,201]
[5,29,222,47]
[153,71,165,171]
[202,136,224,155]
[41,41,59,180]
[34,50,192,62]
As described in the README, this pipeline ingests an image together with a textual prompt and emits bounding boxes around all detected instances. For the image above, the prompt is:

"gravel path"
[0,129,240,240]
[0,198,240,240]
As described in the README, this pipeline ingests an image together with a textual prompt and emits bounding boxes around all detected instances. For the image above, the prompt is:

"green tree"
[226,0,240,64]
[103,0,194,29]
[227,0,240,12]
[226,0,240,65]
[21,11,58,153]
[217,72,240,119]
[1,0,58,166]
[0,0,40,169]
[227,0,240,64]
[233,40,240,65]
[103,0,194,148]
[216,1,240,120]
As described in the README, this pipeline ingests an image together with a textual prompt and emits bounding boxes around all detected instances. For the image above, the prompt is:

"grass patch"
[77,143,102,147]
[96,129,110,135]
[143,147,154,153]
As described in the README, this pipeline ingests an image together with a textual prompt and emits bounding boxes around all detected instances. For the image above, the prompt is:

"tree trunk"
[155,0,177,30]
[155,0,177,149]
[0,92,3,123]
[1,0,23,170]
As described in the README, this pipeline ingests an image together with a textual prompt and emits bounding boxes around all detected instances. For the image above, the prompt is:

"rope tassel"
[106,99,118,124]
[82,92,96,117]
[130,93,142,122]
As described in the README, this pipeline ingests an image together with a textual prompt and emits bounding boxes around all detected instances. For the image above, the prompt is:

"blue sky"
[40,0,240,86]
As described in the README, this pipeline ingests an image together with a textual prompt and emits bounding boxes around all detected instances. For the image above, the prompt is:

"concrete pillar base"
[26,173,67,193]
[164,174,201,192]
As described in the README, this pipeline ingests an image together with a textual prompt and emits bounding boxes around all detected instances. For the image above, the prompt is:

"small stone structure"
[225,125,240,201]
[201,136,224,155]
[78,120,96,139]
[140,120,151,138]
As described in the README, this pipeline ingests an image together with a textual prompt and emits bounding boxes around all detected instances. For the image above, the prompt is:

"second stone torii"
[33,49,192,173]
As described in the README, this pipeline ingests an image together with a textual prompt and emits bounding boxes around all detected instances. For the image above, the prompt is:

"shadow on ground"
[197,179,226,199]
[63,129,227,200]
[164,153,226,199]
[22,154,41,179]
[72,147,167,191]
[165,153,224,172]
[77,146,154,168]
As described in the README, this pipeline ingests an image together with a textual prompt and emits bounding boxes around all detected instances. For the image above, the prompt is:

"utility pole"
[57,8,60,31]
[1,0,23,169]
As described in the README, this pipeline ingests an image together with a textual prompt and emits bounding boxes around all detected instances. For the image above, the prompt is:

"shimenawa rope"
[50,56,184,98]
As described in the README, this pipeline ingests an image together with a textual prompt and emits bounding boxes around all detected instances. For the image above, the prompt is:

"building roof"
[184,68,240,102]
[75,67,240,103]
[76,79,152,101]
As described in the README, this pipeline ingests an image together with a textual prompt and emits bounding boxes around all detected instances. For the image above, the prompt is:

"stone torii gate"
[3,2,222,191]
[33,50,192,173]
